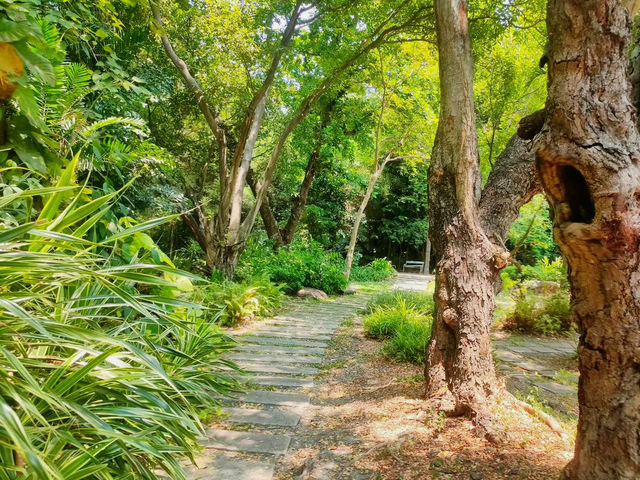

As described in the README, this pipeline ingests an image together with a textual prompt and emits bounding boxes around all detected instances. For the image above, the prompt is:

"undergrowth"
[363,291,434,364]
[502,291,572,335]
[237,238,347,295]
[193,276,283,327]
[351,258,396,282]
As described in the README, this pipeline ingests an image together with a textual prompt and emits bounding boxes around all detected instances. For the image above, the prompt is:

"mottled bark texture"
[535,1,640,478]
[425,0,541,429]
[426,0,500,418]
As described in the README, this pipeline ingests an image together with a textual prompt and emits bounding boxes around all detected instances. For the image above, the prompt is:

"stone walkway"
[391,272,434,291]
[493,334,578,415]
[184,295,371,479]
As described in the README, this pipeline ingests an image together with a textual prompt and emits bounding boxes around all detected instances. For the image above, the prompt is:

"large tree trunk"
[425,0,541,431]
[206,242,245,279]
[426,0,500,419]
[535,1,640,478]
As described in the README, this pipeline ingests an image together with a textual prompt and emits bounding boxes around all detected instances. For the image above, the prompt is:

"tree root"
[355,432,411,464]
[511,396,568,440]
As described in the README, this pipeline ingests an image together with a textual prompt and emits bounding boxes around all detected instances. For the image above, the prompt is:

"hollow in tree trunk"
[535,1,640,478]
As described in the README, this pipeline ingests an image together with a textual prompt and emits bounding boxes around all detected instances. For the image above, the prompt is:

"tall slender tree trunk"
[425,0,541,433]
[281,146,320,245]
[345,162,387,280]
[535,1,640,477]
[423,235,431,274]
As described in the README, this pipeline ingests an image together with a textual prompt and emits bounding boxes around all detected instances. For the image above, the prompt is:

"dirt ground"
[275,316,574,480]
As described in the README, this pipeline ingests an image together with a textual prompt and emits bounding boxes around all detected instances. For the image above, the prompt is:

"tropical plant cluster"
[192,276,283,327]
[0,3,241,477]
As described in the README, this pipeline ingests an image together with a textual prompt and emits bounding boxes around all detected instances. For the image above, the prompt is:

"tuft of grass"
[363,291,434,365]
[382,317,432,364]
[553,369,579,386]
[365,290,434,315]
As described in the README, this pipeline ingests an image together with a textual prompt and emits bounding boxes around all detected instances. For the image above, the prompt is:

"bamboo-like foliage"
[0,189,241,479]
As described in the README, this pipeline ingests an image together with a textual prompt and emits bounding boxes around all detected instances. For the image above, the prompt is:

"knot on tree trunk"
[491,245,510,269]
[442,307,457,329]
[517,109,545,140]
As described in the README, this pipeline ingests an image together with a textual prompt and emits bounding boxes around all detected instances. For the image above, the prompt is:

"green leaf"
[12,135,46,173]
[0,20,40,42]
[13,40,56,86]
[12,86,47,131]
[38,151,80,221]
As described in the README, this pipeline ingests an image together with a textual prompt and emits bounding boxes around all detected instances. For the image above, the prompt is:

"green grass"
[554,369,579,386]
[363,291,434,365]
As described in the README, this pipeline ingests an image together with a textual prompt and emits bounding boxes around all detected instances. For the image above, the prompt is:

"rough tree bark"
[426,0,503,420]
[425,0,541,432]
[534,1,640,478]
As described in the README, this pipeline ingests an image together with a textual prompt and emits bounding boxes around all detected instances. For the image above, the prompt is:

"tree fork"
[425,0,541,428]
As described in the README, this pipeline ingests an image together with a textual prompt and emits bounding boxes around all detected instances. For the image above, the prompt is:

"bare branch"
[149,0,228,190]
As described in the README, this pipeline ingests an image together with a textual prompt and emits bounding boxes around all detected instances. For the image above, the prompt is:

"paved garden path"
[183,274,577,479]
[184,294,372,479]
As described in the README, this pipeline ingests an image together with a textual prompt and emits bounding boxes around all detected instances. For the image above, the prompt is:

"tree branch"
[149,0,228,190]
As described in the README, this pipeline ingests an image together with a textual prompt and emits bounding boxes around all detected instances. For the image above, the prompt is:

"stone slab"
[243,331,333,341]
[241,390,310,407]
[257,326,337,335]
[226,407,300,427]
[226,352,322,365]
[239,335,329,348]
[533,380,576,395]
[247,375,315,388]
[180,452,275,480]
[235,344,325,356]
[203,429,291,455]
[268,318,342,327]
[236,362,318,375]
[274,313,344,320]
[513,360,547,372]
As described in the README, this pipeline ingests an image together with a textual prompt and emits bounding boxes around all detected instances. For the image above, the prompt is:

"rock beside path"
[297,288,328,300]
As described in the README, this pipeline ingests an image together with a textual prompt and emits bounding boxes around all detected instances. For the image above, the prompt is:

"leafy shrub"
[351,258,396,282]
[193,276,283,327]
[363,292,434,364]
[237,238,347,295]
[503,291,572,335]
[501,257,568,291]
[0,203,241,479]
